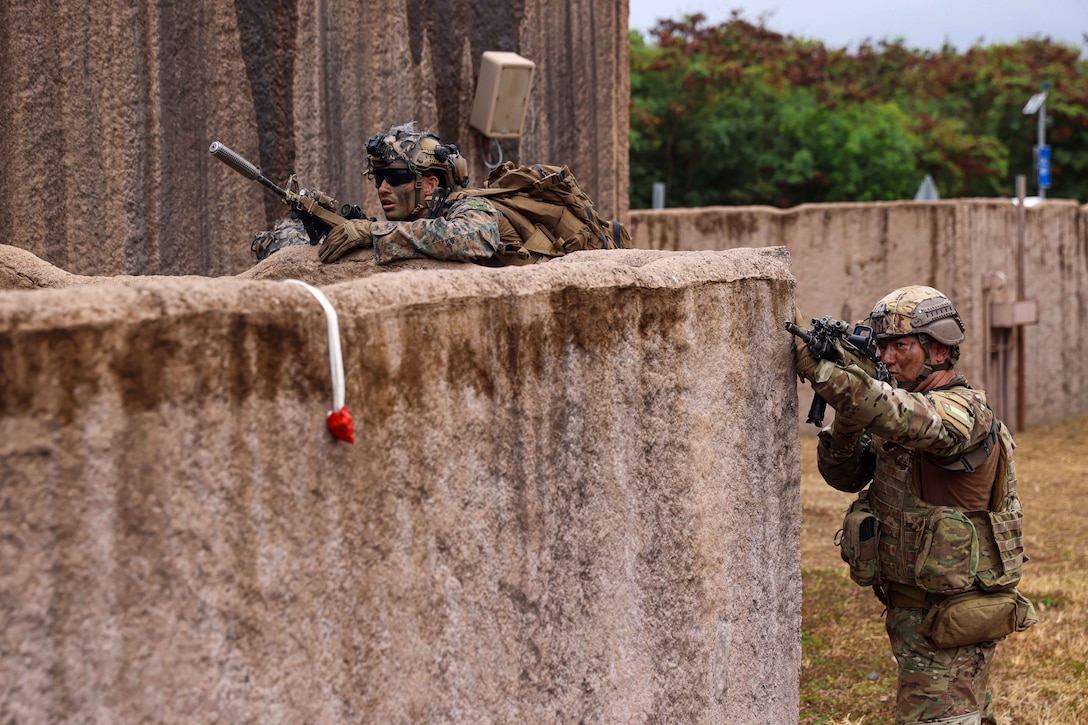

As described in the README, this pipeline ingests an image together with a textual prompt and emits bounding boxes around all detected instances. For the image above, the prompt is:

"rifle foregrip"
[806,395,827,427]
[209,141,261,181]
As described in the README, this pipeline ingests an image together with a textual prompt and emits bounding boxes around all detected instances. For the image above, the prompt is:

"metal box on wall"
[470,51,535,139]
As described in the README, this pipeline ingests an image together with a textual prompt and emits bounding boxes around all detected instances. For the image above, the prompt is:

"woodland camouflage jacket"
[372,197,501,265]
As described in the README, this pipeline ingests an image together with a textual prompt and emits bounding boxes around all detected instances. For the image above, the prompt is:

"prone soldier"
[318,123,503,265]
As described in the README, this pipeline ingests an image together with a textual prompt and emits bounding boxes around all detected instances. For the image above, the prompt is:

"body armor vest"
[868,387,1025,594]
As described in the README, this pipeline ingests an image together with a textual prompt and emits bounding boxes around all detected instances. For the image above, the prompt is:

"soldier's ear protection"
[424,142,468,189]
[433,144,469,188]
[452,156,468,187]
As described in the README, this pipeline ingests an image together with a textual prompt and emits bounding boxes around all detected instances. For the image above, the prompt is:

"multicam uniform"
[813,364,1020,724]
[369,197,501,265]
[799,286,1033,725]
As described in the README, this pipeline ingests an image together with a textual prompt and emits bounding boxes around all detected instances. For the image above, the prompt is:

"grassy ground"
[799,414,1088,724]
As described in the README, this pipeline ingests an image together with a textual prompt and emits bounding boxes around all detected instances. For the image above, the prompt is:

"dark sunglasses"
[373,169,416,188]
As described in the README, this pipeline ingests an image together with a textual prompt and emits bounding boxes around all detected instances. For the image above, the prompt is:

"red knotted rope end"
[327,406,355,444]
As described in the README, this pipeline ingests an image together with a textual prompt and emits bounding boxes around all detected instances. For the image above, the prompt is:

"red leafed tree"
[630,12,1088,208]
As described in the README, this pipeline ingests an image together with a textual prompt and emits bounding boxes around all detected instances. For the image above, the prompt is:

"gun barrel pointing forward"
[209,141,287,198]
[784,320,814,346]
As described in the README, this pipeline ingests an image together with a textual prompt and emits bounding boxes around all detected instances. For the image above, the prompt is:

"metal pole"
[1038,97,1047,199]
[1022,85,1049,199]
[1016,175,1026,300]
[652,182,666,209]
[1015,175,1027,430]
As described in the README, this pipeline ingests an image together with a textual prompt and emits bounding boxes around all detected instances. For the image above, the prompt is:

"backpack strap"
[610,221,623,250]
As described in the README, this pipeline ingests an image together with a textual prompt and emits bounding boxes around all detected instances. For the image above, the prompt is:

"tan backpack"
[451,161,632,264]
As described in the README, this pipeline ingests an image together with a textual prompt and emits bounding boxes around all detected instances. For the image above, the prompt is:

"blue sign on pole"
[1038,144,1051,189]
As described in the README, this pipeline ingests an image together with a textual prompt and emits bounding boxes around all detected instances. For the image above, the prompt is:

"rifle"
[785,316,893,426]
[209,141,369,244]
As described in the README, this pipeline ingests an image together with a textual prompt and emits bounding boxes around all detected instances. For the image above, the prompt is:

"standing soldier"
[793,286,1036,725]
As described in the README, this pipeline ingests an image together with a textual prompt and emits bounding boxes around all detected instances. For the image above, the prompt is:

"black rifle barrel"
[784,320,814,345]
[209,141,287,198]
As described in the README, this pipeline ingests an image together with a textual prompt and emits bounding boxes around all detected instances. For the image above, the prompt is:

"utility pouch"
[920,589,1038,648]
[972,508,1025,591]
[836,493,880,587]
[915,507,978,594]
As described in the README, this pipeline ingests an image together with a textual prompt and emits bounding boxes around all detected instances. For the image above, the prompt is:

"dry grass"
[800,414,1088,724]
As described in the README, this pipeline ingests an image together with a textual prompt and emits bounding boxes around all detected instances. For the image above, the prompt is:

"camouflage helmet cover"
[868,285,966,346]
[365,123,469,190]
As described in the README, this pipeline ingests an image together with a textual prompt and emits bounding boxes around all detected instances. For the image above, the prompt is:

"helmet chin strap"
[903,337,952,391]
[903,364,932,392]
[409,176,428,217]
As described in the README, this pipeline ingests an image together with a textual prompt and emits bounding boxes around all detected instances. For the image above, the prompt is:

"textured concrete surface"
[0,0,629,278]
[0,247,801,723]
[631,200,1088,428]
[0,243,463,290]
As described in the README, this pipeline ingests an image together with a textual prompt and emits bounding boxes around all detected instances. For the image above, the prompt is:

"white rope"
[284,279,345,413]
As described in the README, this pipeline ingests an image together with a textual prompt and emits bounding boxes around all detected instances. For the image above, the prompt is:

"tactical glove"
[319,220,374,263]
[794,338,820,382]
[792,310,821,382]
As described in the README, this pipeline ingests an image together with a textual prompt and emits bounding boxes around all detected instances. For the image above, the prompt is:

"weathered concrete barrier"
[0,248,800,723]
[0,1,629,279]
[631,200,1088,428]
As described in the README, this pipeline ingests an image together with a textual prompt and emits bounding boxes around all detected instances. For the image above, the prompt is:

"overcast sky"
[629,0,1088,53]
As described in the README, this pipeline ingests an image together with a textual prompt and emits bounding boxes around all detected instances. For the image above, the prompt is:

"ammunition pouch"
[912,505,1025,595]
[919,588,1038,648]
[915,507,979,594]
[970,508,1025,591]
[836,491,880,587]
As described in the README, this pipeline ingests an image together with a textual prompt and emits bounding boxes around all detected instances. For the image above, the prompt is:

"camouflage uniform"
[800,286,1029,725]
[813,361,1009,724]
[316,123,509,266]
[250,217,310,262]
[248,199,502,265]
[369,196,501,265]
[886,607,996,724]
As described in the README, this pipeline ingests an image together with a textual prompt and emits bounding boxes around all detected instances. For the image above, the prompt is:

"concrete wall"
[630,200,1088,429]
[0,247,801,723]
[0,0,629,278]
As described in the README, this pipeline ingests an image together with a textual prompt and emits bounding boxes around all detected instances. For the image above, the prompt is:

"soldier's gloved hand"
[794,338,820,382]
[792,310,821,382]
[319,220,374,263]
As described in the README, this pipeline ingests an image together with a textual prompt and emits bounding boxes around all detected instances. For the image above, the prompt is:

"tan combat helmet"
[365,123,469,218]
[868,285,965,388]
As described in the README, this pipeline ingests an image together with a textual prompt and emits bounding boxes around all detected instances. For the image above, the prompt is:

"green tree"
[630,24,787,207]
[630,14,1088,207]
[771,90,922,205]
